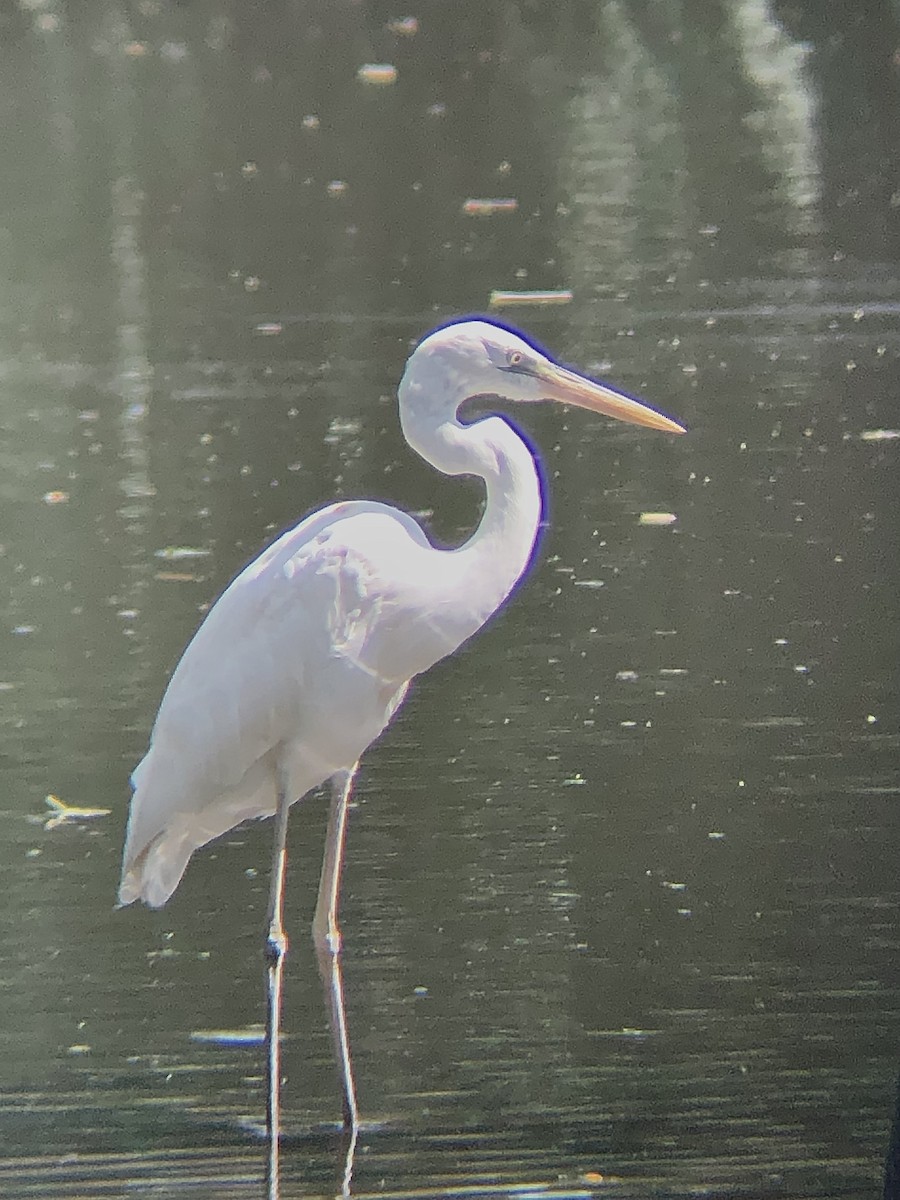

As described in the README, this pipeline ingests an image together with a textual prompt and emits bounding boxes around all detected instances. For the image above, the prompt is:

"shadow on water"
[1,0,899,1197]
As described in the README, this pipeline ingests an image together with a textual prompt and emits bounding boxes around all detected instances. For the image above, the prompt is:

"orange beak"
[537,362,686,434]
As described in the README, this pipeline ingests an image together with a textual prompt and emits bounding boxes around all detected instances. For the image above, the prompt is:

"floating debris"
[154,571,205,583]
[589,1027,658,1040]
[146,947,180,962]
[357,63,398,86]
[190,1027,267,1047]
[615,669,639,682]
[387,16,418,36]
[43,794,111,830]
[254,322,283,336]
[462,198,518,216]
[860,429,900,441]
[639,511,677,526]
[43,490,69,505]
[489,288,573,308]
[154,546,211,561]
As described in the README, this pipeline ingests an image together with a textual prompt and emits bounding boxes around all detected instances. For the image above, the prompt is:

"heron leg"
[313,766,360,1136]
[264,776,292,1200]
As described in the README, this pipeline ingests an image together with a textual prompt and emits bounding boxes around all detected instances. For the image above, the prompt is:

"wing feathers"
[119,503,444,906]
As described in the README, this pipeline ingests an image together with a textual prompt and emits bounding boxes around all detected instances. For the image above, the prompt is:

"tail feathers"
[118,764,280,908]
[118,828,194,908]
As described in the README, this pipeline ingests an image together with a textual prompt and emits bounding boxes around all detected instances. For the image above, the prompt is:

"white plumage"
[117,319,683,1179]
[120,319,684,907]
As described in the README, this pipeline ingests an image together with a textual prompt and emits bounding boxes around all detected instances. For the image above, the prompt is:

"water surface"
[0,3,898,1197]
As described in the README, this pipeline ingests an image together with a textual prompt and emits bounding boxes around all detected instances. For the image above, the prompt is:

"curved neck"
[399,370,543,623]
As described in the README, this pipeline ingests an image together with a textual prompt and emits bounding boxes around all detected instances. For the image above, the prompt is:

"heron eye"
[507,350,524,368]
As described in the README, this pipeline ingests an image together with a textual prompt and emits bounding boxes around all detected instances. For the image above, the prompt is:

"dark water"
[1,3,898,1197]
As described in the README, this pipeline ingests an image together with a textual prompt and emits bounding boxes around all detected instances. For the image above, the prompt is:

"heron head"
[412,318,685,435]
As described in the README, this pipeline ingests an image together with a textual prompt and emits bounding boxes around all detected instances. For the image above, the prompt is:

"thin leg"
[313,766,360,1137]
[264,778,292,1200]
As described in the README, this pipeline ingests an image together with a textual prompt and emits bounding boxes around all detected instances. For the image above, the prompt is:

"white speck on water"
[154,546,211,561]
[860,428,900,441]
[357,62,398,85]
[462,198,518,216]
[489,288,574,308]
[190,1027,266,1046]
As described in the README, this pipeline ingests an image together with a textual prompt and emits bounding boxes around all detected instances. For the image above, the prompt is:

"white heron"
[118,318,684,1195]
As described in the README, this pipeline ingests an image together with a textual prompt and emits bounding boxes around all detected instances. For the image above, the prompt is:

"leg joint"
[265,927,288,968]
[312,917,341,958]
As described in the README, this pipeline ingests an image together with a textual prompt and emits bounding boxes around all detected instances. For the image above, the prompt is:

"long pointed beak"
[538,362,686,435]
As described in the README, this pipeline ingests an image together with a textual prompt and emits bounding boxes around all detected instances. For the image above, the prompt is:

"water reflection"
[1,1,898,1197]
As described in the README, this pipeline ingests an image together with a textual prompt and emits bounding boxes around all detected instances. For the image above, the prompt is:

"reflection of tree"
[773,0,900,261]
[622,0,900,269]
[568,0,818,281]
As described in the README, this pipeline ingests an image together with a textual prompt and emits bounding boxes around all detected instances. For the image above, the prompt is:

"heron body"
[118,318,684,1193]
[119,329,549,907]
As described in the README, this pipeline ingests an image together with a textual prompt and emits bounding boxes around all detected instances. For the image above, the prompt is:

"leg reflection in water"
[266,768,360,1199]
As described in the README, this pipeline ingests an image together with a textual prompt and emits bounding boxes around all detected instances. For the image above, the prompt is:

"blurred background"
[0,1,898,1196]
